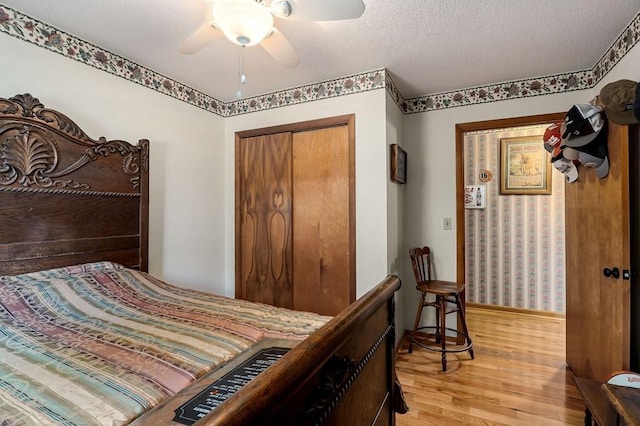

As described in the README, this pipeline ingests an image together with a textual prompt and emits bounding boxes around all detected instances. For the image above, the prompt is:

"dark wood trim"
[234,132,243,300]
[347,115,357,303]
[139,139,150,272]
[396,331,409,358]
[454,113,566,319]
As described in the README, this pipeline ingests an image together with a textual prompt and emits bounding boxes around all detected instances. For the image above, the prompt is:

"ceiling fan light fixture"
[213,0,274,47]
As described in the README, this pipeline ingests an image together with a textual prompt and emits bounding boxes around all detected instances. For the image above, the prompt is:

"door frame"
[454,113,565,304]
[234,114,356,304]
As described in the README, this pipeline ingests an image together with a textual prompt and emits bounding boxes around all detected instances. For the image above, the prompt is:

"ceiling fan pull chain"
[237,46,246,99]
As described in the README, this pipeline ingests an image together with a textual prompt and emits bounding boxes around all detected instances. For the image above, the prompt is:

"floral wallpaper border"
[0,5,228,115]
[402,70,592,114]
[1,4,638,117]
[225,69,385,116]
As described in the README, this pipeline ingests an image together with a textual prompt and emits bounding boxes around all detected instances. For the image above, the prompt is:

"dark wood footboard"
[198,275,401,426]
[133,275,402,426]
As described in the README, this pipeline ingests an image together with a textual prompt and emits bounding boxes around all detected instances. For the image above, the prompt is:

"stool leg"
[440,296,447,372]
[456,295,474,359]
[409,292,426,353]
[435,295,441,344]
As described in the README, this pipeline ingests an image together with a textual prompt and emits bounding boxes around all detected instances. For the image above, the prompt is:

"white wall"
[224,89,390,298]
[0,35,227,293]
[385,93,406,339]
[4,20,638,332]
[0,30,398,305]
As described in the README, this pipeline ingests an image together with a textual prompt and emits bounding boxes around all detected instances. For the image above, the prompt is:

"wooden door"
[292,126,352,315]
[565,122,631,381]
[236,132,294,308]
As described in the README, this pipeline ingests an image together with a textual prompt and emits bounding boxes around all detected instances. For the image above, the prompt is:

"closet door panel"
[237,132,293,308]
[292,126,351,315]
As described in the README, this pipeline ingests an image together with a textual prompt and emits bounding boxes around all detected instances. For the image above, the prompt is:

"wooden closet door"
[292,126,352,315]
[565,122,631,381]
[236,132,294,308]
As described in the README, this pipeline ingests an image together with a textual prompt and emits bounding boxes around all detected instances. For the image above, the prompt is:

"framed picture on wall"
[390,143,407,184]
[500,136,552,195]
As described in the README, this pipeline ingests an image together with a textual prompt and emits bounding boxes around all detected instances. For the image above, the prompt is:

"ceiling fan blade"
[179,22,220,54]
[275,0,365,21]
[260,28,300,68]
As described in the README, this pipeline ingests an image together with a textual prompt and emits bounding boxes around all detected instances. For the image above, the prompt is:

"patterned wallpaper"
[464,125,566,313]
[1,4,638,116]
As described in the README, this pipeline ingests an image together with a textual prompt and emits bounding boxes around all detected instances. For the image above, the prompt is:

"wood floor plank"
[396,307,585,425]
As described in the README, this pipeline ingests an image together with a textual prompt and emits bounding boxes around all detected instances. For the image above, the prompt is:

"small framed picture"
[390,144,407,184]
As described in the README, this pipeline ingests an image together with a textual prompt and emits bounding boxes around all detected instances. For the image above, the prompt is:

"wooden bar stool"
[408,246,474,371]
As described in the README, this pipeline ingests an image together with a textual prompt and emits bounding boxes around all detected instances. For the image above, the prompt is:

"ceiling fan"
[179,0,366,68]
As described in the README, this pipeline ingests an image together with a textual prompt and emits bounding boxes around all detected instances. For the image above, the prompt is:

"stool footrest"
[409,326,473,354]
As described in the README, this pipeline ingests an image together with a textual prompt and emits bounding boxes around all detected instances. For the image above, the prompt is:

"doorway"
[455,113,565,313]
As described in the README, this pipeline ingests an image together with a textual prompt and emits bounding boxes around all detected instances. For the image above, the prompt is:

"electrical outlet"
[443,217,452,230]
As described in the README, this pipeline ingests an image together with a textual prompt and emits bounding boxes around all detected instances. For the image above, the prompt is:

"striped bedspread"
[0,262,329,425]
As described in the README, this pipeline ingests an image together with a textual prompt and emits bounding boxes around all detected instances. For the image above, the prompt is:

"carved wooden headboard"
[0,93,149,275]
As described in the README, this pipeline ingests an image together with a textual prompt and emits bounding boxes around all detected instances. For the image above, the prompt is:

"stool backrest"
[409,246,432,284]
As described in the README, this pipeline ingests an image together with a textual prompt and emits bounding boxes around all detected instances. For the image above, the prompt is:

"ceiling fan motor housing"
[213,0,274,46]
[181,0,364,68]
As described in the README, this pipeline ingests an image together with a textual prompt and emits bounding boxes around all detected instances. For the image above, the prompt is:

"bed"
[0,93,402,425]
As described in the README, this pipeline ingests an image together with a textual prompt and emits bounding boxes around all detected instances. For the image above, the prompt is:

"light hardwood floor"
[395,307,585,425]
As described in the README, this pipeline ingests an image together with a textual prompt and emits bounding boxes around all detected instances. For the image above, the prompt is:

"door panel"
[237,132,293,308]
[292,126,351,315]
[565,122,631,381]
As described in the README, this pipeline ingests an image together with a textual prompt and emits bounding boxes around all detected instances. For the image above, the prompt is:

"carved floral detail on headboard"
[0,127,88,189]
[0,94,148,192]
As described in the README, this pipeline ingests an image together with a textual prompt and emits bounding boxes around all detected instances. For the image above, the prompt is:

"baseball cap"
[563,147,580,161]
[579,151,609,179]
[552,157,579,183]
[562,104,605,148]
[575,119,609,179]
[550,144,563,162]
[598,79,639,125]
[543,121,563,153]
[559,122,578,160]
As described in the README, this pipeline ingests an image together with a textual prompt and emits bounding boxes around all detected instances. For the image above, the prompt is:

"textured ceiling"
[2,0,640,102]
